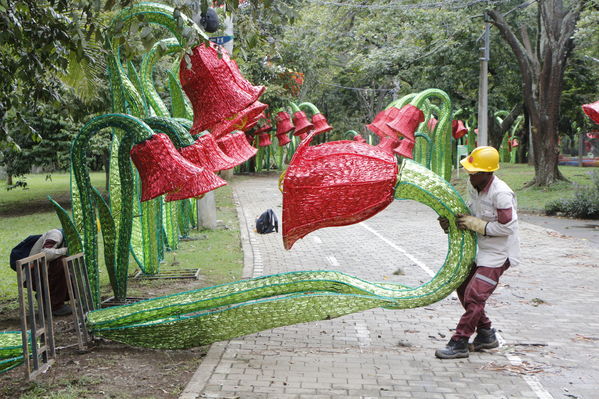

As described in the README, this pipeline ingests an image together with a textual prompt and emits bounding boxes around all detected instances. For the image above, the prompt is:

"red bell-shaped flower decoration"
[217,131,258,166]
[276,111,294,135]
[282,132,398,249]
[366,107,401,139]
[298,132,309,141]
[292,111,314,136]
[452,120,467,139]
[258,132,272,147]
[179,43,265,136]
[394,139,415,159]
[207,100,268,138]
[311,113,333,135]
[244,112,268,133]
[130,134,226,202]
[386,104,425,142]
[427,117,438,132]
[179,133,237,172]
[254,119,273,135]
[375,136,400,154]
[276,132,291,146]
[582,100,599,124]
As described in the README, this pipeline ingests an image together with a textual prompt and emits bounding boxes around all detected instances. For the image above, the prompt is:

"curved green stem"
[289,102,301,113]
[409,89,453,181]
[298,102,320,115]
[143,116,195,148]
[344,130,360,140]
[71,114,155,304]
[141,38,183,117]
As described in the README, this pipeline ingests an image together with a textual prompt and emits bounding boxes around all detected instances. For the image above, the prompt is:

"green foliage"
[0,0,135,150]
[0,100,108,180]
[545,171,599,219]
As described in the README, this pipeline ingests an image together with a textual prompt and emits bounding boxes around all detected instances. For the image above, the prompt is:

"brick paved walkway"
[181,173,599,399]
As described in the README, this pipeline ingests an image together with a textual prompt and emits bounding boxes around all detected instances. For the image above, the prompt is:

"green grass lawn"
[1,172,242,306]
[450,163,597,212]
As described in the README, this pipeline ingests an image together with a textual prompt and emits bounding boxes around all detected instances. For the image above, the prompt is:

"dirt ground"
[0,275,211,399]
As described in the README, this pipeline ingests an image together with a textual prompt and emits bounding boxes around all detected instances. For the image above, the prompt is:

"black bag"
[200,8,219,33]
[9,234,42,271]
[255,209,278,234]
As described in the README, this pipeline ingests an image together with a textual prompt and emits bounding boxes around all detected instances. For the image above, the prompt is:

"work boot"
[52,304,72,317]
[435,337,469,359]
[471,328,499,351]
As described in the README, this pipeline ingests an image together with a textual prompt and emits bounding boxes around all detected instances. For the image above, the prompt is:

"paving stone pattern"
[186,173,599,399]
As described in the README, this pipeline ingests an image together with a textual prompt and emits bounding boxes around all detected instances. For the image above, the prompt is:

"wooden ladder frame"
[62,253,95,351]
[15,253,56,380]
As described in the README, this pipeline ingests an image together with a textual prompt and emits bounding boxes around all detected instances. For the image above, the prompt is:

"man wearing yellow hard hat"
[436,146,521,359]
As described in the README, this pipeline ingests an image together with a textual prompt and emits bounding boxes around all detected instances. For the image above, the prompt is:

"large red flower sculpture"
[179,43,266,138]
[282,132,398,249]
[130,134,226,202]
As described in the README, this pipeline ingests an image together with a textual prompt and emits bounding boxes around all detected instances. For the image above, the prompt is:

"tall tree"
[487,0,584,186]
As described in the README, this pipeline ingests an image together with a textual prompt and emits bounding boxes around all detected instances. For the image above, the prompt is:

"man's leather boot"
[435,337,469,359]
[471,328,499,351]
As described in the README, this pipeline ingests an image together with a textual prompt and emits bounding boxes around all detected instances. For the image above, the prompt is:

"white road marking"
[360,222,437,277]
[326,255,339,267]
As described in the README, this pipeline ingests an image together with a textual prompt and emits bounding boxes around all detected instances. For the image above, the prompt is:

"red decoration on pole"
[385,104,425,142]
[451,120,467,139]
[282,132,398,249]
[179,133,237,172]
[179,43,265,136]
[276,111,294,135]
[582,100,599,124]
[311,113,333,135]
[292,111,314,136]
[130,134,226,202]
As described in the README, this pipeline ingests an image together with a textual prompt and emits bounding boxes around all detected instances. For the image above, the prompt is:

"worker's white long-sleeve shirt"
[467,176,521,268]
[29,229,67,262]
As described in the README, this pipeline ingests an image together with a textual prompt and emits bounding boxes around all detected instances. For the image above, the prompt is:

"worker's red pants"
[452,260,510,340]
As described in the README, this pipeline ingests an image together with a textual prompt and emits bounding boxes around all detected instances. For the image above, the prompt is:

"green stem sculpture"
[83,159,475,349]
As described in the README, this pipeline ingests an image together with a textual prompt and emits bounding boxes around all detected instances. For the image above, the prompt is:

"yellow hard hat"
[460,146,500,172]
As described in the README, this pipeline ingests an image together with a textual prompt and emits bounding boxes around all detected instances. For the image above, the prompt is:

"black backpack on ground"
[255,209,278,234]
[9,234,42,271]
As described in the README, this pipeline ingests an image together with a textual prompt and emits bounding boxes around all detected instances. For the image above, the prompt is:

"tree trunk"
[7,174,13,186]
[487,0,581,186]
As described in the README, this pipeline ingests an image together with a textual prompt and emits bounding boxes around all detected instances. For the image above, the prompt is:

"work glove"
[456,214,487,235]
[437,216,450,234]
